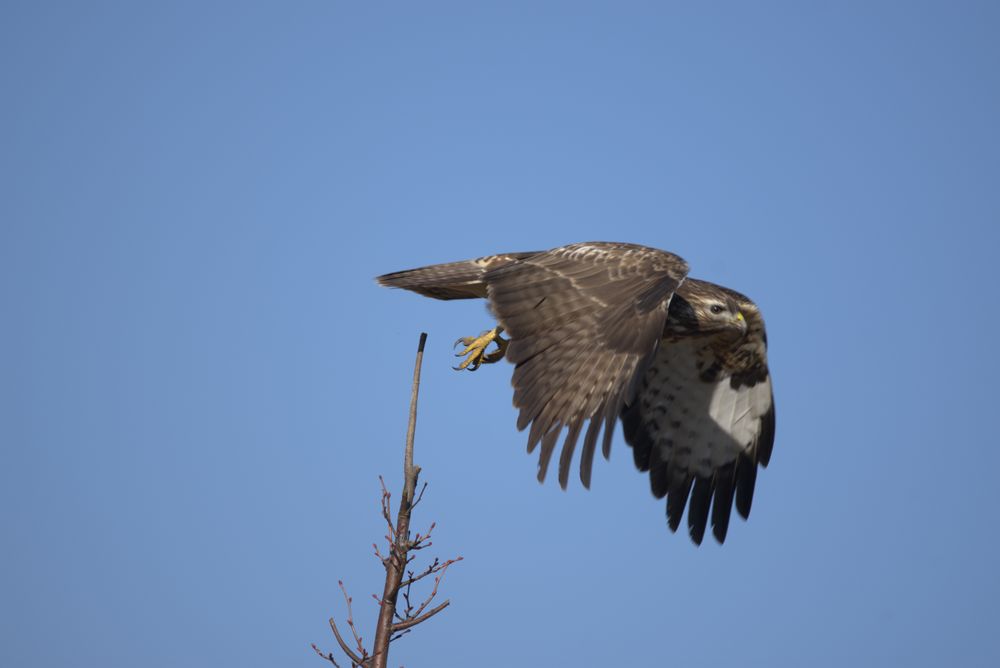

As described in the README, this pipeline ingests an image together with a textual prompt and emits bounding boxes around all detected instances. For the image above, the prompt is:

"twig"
[411,481,428,509]
[338,581,366,658]
[311,643,342,667]
[400,559,442,588]
[409,558,459,619]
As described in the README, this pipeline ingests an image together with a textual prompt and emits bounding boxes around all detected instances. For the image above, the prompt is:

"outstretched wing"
[484,242,689,489]
[622,289,774,545]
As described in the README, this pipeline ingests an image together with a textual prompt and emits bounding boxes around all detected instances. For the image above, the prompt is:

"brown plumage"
[377,241,775,545]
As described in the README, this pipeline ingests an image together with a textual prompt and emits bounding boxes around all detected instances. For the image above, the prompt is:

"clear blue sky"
[3,2,998,666]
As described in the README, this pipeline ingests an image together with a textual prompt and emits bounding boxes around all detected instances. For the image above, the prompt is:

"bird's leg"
[454,326,509,371]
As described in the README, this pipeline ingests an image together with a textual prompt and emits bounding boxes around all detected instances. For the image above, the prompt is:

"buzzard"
[377,242,774,544]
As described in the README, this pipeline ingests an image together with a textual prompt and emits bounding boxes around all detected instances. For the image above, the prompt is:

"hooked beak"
[735,311,747,333]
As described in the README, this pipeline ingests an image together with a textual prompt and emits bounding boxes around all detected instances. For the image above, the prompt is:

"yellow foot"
[454,326,509,371]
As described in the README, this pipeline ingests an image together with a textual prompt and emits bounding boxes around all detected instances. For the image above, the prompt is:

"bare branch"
[310,643,342,668]
[378,476,393,525]
[411,481,428,509]
[369,333,427,668]
[402,333,426,499]
[408,558,460,619]
[400,560,440,589]
[328,618,365,667]
[338,581,366,658]
[315,333,461,667]
[388,628,412,644]
[391,600,451,633]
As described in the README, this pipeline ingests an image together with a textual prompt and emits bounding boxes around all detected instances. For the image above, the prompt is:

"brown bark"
[368,333,426,668]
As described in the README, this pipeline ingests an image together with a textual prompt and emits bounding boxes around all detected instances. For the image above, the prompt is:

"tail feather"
[376,252,537,300]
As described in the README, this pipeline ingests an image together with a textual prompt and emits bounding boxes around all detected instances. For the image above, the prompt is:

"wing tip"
[735,453,758,520]
[710,465,736,544]
[687,477,712,545]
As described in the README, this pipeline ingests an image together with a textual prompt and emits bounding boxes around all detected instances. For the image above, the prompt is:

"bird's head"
[666,279,748,340]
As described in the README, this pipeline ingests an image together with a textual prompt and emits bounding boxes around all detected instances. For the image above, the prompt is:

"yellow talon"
[453,326,508,371]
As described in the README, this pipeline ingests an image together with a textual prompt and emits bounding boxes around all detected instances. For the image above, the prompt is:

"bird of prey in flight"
[377,242,774,545]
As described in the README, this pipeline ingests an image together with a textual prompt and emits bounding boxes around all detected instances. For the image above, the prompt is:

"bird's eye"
[710,304,725,315]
